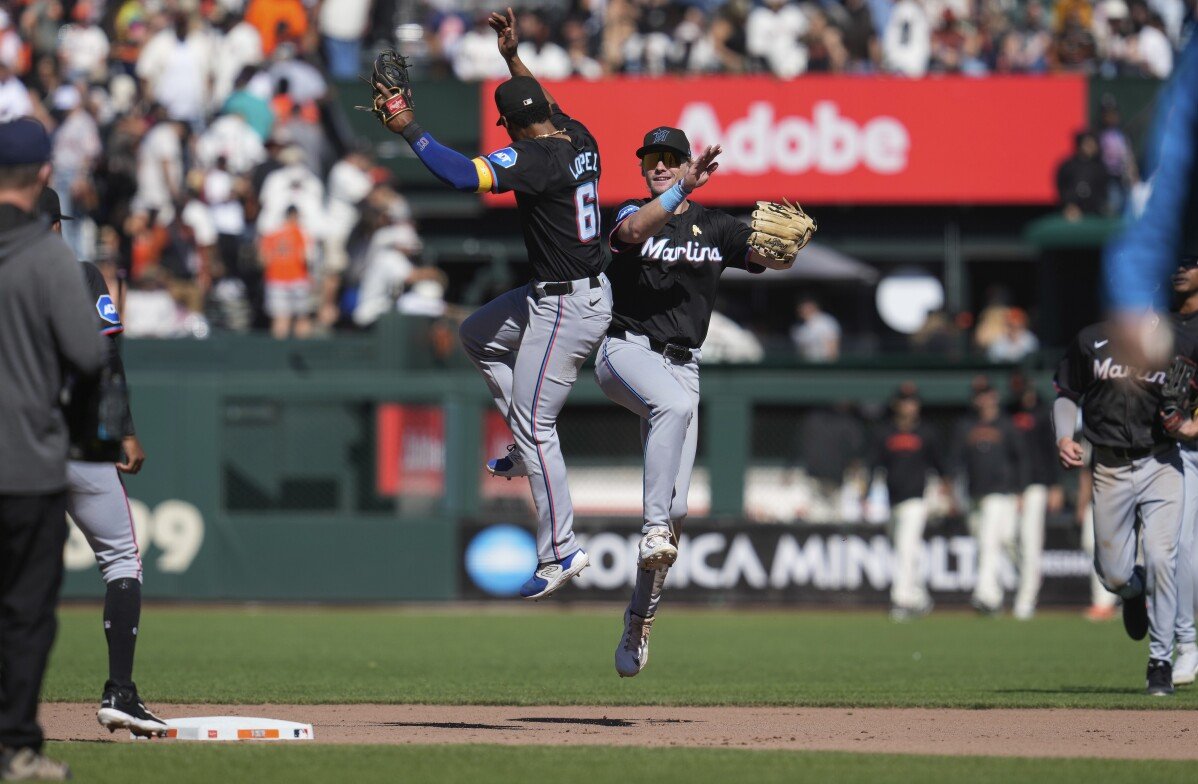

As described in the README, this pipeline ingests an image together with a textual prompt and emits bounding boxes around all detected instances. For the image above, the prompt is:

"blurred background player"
[1054,316,1191,695]
[954,379,1026,616]
[374,9,611,599]
[1168,255,1198,685]
[1007,374,1063,620]
[42,187,167,736]
[864,384,950,621]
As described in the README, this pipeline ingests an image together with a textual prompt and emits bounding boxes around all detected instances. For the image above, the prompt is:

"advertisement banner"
[460,522,1092,605]
[481,76,1086,206]
[376,404,445,496]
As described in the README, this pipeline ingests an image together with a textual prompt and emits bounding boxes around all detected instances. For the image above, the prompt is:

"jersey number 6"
[574,181,598,242]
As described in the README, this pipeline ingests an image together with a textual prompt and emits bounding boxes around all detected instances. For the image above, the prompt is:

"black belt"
[1093,442,1174,467]
[608,329,694,362]
[535,275,601,298]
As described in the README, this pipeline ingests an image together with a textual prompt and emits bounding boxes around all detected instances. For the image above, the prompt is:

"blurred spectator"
[212,12,265,107]
[222,66,275,142]
[318,0,370,81]
[883,0,932,76]
[132,116,186,223]
[1098,100,1139,212]
[354,222,441,326]
[256,145,325,239]
[1051,0,1098,69]
[911,308,964,354]
[136,14,212,125]
[747,0,809,78]
[1056,130,1110,219]
[123,268,189,338]
[561,16,603,78]
[701,310,766,363]
[516,10,571,79]
[802,8,848,72]
[986,307,1041,363]
[842,0,880,70]
[1131,8,1173,77]
[708,0,751,72]
[50,85,101,258]
[259,204,312,338]
[0,10,21,71]
[996,0,1051,73]
[245,0,309,57]
[197,111,266,175]
[58,5,110,83]
[453,14,511,81]
[21,0,65,62]
[324,150,375,326]
[790,297,842,361]
[0,60,34,121]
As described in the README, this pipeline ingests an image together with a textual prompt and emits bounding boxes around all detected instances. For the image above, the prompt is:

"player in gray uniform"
[595,128,799,676]
[376,10,611,599]
[40,189,168,736]
[1168,256,1198,685]
[1054,317,1196,695]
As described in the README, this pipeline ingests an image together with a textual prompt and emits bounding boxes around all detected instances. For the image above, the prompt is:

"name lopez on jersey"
[569,151,598,180]
[1093,357,1167,385]
[641,236,724,267]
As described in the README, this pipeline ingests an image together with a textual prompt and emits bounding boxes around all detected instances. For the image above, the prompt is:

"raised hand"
[489,7,519,59]
[681,145,721,192]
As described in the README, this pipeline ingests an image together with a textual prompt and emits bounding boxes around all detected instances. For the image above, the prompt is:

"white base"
[142,716,315,741]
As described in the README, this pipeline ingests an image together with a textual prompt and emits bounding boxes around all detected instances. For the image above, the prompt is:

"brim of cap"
[635,143,690,159]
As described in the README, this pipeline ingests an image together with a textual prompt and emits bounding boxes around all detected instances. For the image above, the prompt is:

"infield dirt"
[40,704,1198,760]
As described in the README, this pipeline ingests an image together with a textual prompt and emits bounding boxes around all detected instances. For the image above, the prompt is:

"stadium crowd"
[0,0,1188,341]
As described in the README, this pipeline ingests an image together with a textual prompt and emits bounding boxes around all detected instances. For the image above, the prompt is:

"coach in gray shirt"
[0,118,105,781]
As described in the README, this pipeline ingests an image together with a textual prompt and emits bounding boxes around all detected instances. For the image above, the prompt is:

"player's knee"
[101,560,142,586]
[654,395,691,424]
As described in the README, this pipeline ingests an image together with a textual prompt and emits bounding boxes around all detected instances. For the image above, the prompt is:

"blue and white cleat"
[520,549,589,600]
[486,444,529,480]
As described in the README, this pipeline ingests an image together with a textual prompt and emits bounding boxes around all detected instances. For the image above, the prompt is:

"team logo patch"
[616,204,640,223]
[487,147,519,168]
[96,295,120,325]
[652,128,670,144]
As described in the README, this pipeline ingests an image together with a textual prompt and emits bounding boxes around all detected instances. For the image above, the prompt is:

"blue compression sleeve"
[401,123,482,192]
[1103,38,1198,310]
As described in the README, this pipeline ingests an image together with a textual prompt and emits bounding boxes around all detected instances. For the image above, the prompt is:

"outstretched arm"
[490,7,560,110]
[613,145,722,246]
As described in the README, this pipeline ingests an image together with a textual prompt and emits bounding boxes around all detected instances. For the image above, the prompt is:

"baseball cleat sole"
[98,708,169,738]
[638,545,678,571]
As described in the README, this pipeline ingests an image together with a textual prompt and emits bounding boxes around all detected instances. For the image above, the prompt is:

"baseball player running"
[1169,256,1198,684]
[40,188,168,736]
[595,126,813,676]
[370,9,610,599]
[1054,317,1196,695]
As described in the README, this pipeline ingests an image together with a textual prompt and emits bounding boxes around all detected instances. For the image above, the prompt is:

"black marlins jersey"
[479,109,603,283]
[1055,320,1198,449]
[607,198,762,349]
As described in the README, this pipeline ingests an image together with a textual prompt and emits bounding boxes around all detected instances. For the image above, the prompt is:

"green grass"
[42,605,1198,709]
[45,743,1198,784]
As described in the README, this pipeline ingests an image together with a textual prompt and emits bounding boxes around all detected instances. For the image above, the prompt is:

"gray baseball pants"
[66,461,142,583]
[459,275,612,564]
[593,332,701,534]
[1176,448,1198,646]
[1091,448,1183,662]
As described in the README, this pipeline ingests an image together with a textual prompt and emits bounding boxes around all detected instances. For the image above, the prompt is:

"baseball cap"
[636,127,691,160]
[494,76,549,125]
[1179,256,1198,269]
[37,187,74,222]
[0,118,52,166]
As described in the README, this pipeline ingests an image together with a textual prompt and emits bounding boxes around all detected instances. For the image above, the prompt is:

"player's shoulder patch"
[96,294,120,325]
[487,147,519,169]
[615,203,641,223]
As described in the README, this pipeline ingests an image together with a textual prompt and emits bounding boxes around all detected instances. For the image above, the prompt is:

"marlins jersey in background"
[474,108,603,283]
[607,199,763,349]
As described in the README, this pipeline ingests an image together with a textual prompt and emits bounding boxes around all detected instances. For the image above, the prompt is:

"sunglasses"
[641,151,683,171]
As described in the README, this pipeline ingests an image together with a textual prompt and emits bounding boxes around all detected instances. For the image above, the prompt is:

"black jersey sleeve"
[485,140,557,195]
[81,261,123,335]
[923,427,946,476]
[716,213,764,274]
[1054,333,1089,401]
[608,199,645,253]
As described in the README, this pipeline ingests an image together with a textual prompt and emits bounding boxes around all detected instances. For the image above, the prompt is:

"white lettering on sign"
[677,101,910,177]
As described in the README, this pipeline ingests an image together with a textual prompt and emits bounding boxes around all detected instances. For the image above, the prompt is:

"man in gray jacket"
[0,118,106,781]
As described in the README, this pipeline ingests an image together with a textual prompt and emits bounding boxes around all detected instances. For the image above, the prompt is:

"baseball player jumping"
[1168,256,1198,685]
[41,188,168,736]
[369,9,610,599]
[1054,317,1197,695]
[596,127,813,676]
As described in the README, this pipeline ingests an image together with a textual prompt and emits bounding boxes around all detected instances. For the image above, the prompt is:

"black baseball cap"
[635,127,691,160]
[0,118,51,166]
[38,187,73,222]
[1180,255,1198,268]
[494,76,549,125]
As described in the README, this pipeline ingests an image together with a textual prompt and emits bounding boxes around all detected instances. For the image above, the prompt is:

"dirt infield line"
[41,703,1198,759]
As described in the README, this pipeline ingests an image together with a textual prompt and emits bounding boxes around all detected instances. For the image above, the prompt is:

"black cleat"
[1147,658,1174,696]
[1122,566,1149,641]
[97,681,169,737]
